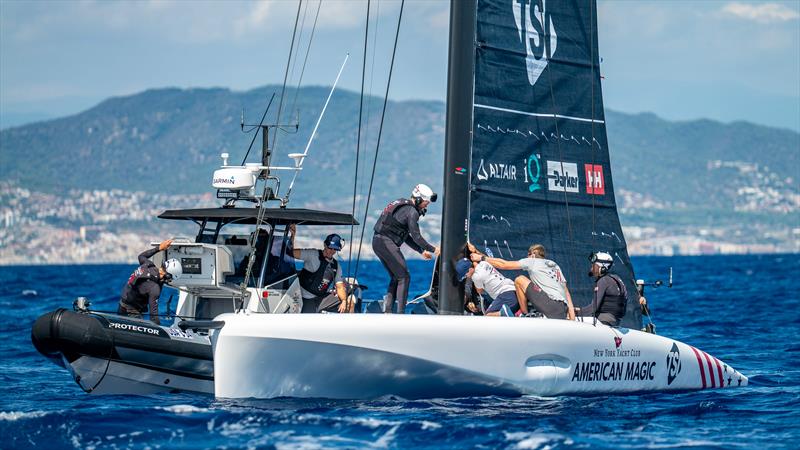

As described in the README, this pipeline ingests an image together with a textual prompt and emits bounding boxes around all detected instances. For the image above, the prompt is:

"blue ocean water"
[1,255,798,449]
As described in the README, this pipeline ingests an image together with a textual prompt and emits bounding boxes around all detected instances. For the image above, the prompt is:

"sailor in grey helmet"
[575,251,629,326]
[372,184,440,313]
[118,239,181,325]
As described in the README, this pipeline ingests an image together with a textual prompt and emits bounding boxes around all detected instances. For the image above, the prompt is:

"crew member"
[118,239,182,325]
[469,242,574,320]
[454,257,517,317]
[372,184,440,314]
[291,226,352,313]
[576,251,628,326]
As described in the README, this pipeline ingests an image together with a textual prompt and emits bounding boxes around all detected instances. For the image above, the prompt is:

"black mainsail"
[440,0,641,328]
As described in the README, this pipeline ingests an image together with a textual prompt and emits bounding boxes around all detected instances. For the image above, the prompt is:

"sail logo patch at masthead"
[547,161,579,193]
[512,0,558,86]
[584,164,605,195]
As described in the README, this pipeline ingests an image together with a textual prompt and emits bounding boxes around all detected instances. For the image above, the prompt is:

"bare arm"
[565,284,576,320]
[469,252,522,271]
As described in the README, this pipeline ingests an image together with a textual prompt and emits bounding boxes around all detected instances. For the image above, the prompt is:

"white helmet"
[590,251,614,273]
[411,183,437,202]
[163,258,183,281]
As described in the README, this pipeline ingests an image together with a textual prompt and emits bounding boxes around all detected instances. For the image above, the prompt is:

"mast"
[438,0,477,315]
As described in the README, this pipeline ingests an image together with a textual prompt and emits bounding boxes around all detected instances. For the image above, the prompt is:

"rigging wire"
[287,0,311,93]
[347,0,371,279]
[538,6,580,314]
[589,0,598,252]
[289,0,322,117]
[241,0,305,292]
[269,0,304,157]
[589,0,599,327]
[353,0,405,281]
[358,0,381,222]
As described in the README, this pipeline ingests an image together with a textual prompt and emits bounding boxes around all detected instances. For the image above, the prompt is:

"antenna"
[281,53,350,207]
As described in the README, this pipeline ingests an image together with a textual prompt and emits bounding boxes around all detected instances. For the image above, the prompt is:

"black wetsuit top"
[119,247,164,325]
[579,273,628,326]
[373,199,435,253]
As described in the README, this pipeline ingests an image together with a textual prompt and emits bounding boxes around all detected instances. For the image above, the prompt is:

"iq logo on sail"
[512,0,558,86]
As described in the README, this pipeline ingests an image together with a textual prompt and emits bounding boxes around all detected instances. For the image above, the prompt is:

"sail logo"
[547,161,579,193]
[512,0,558,86]
[476,159,517,181]
[585,164,605,195]
[526,153,542,192]
[666,342,682,386]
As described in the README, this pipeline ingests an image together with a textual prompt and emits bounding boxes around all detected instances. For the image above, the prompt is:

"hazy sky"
[1,0,799,131]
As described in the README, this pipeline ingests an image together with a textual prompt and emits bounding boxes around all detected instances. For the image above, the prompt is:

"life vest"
[126,262,160,287]
[597,274,628,321]
[121,262,161,305]
[374,198,417,246]
[298,250,339,297]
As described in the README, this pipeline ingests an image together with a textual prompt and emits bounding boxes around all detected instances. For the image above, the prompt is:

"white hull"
[212,313,747,399]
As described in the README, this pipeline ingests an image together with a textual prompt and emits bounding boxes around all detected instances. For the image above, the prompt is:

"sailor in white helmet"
[575,251,628,326]
[372,184,440,313]
[118,239,182,325]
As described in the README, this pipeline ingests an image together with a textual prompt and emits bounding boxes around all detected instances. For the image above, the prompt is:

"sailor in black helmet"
[576,251,628,326]
[372,184,440,314]
[118,239,182,325]
[290,226,352,313]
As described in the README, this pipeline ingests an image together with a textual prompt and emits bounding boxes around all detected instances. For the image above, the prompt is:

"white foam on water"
[0,410,47,421]
[505,431,570,450]
[344,416,402,428]
[157,404,209,414]
[419,420,442,430]
[372,424,399,448]
[272,433,384,450]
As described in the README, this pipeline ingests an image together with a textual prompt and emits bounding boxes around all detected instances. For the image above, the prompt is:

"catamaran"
[32,0,746,398]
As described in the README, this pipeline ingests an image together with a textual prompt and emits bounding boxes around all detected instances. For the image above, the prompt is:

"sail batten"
[441,0,641,328]
[475,104,605,123]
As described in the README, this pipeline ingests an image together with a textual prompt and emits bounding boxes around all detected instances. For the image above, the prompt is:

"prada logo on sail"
[546,161,579,193]
[476,159,517,181]
[512,0,558,86]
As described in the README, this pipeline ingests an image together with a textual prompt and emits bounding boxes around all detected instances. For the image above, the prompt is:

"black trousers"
[301,293,341,313]
[117,301,143,319]
[372,234,410,313]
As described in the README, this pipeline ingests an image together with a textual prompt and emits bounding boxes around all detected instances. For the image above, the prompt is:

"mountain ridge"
[1,85,797,218]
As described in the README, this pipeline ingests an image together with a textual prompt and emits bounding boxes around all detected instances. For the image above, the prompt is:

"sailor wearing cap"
[291,228,352,313]
[372,184,440,314]
[575,251,629,326]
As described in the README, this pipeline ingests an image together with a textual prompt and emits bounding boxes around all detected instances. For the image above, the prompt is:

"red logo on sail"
[584,164,605,195]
